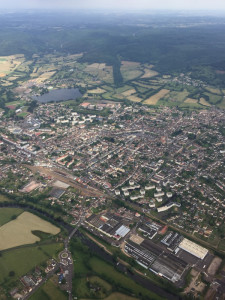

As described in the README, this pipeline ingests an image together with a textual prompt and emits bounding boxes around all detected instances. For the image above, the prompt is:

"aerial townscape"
[0,4,225,300]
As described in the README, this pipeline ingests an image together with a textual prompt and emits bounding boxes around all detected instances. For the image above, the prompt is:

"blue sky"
[1,0,225,11]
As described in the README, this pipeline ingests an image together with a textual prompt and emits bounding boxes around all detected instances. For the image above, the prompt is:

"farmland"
[0,207,23,226]
[0,211,60,251]
[144,89,170,105]
[1,49,225,112]
[0,243,63,285]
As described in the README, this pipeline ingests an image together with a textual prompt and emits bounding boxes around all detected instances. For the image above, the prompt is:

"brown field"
[0,212,60,251]
[184,98,198,104]
[199,97,211,106]
[141,69,159,78]
[144,89,170,105]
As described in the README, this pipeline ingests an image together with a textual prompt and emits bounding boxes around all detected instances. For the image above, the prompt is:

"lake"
[34,88,82,103]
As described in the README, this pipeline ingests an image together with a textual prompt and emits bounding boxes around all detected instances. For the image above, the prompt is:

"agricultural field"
[0,207,23,226]
[199,97,211,107]
[144,89,170,105]
[30,278,67,300]
[0,243,63,285]
[1,52,225,110]
[0,54,25,78]
[0,211,60,251]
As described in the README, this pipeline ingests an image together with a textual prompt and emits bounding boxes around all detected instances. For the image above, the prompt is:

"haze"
[1,0,225,11]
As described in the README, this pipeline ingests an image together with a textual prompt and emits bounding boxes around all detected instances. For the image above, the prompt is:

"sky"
[1,0,225,11]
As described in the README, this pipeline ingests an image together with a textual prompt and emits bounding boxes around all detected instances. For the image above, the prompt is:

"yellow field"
[122,89,136,97]
[121,61,140,67]
[205,87,222,95]
[184,98,198,104]
[0,212,60,251]
[127,95,142,102]
[85,63,106,70]
[88,88,106,94]
[144,89,170,105]
[0,54,25,77]
[200,97,211,106]
[141,69,158,78]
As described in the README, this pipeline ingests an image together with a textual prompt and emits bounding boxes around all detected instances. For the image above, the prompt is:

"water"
[34,88,82,103]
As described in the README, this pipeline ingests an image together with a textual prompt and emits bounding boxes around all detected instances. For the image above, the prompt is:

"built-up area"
[0,101,225,298]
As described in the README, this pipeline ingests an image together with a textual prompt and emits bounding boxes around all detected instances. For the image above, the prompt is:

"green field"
[30,278,67,300]
[0,243,63,286]
[71,240,165,300]
[0,207,23,226]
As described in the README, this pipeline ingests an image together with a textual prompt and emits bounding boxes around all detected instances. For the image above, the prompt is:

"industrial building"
[178,238,208,260]
[125,236,187,283]
[86,213,130,240]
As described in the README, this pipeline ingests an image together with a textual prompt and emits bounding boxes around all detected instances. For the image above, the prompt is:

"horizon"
[1,0,225,12]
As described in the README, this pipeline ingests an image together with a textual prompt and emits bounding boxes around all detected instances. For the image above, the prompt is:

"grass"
[104,293,139,300]
[218,239,225,251]
[89,256,164,300]
[204,92,222,104]
[71,241,164,300]
[0,243,63,285]
[30,278,67,300]
[165,90,189,102]
[81,292,138,300]
[0,212,60,251]
[0,207,24,226]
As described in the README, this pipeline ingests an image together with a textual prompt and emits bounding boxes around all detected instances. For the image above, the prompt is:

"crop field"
[0,54,24,77]
[122,89,136,97]
[184,98,198,104]
[144,89,170,105]
[199,97,211,106]
[121,61,143,81]
[164,90,189,103]
[141,69,159,78]
[87,88,106,94]
[205,87,222,95]
[0,243,63,285]
[127,95,142,102]
[0,211,60,251]
[0,208,23,226]
[30,278,67,300]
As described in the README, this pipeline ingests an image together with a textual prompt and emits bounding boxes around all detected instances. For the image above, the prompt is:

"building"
[179,238,208,260]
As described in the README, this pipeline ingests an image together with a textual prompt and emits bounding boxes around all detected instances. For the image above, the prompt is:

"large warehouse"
[179,238,208,260]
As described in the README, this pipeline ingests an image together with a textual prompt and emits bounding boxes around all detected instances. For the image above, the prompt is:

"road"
[23,263,59,300]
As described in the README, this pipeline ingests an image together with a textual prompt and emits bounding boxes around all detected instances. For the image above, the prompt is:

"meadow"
[0,243,63,285]
[30,278,67,300]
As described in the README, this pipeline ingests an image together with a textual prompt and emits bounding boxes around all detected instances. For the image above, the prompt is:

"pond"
[34,88,82,103]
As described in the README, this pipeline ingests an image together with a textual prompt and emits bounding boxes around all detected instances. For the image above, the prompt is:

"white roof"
[179,238,208,260]
[115,225,130,237]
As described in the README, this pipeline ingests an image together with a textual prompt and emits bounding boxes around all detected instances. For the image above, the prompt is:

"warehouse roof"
[179,238,208,260]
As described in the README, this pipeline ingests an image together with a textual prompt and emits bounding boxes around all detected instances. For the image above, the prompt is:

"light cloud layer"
[1,0,225,11]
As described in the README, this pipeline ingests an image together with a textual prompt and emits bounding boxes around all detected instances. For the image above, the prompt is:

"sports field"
[0,211,60,251]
